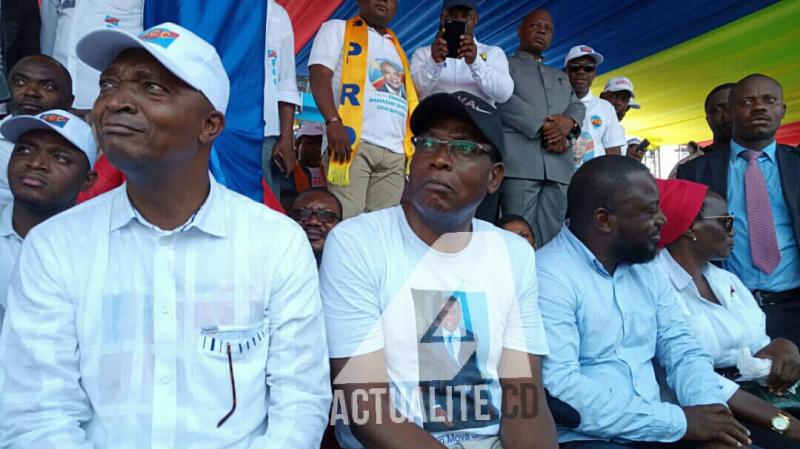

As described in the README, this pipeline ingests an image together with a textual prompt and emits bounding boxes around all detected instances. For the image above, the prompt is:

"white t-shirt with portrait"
[309,19,409,154]
[572,92,626,164]
[320,206,549,448]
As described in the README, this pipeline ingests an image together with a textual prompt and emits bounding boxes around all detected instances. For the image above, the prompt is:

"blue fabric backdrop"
[294,0,776,75]
[144,0,267,201]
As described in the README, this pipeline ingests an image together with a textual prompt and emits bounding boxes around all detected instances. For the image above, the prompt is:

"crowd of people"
[0,0,798,448]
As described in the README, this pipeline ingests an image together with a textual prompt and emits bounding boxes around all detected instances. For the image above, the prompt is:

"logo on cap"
[138,28,180,49]
[104,15,120,27]
[580,46,594,53]
[40,114,70,128]
[456,94,492,115]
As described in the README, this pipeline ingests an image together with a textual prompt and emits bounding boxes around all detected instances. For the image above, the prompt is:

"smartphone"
[443,20,466,59]
[272,153,286,175]
[637,138,650,152]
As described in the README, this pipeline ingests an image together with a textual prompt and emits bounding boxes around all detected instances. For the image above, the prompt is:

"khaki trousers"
[327,142,405,219]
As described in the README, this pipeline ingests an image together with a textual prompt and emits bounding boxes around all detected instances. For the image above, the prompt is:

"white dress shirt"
[410,39,513,106]
[0,177,331,448]
[263,0,301,137]
[0,203,22,331]
[655,250,771,368]
[40,0,144,109]
[0,116,15,210]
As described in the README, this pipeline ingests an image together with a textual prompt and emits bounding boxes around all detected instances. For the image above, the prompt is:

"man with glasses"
[290,188,342,266]
[321,91,556,449]
[564,45,626,164]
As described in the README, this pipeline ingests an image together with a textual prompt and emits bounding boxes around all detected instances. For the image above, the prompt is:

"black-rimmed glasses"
[411,136,495,162]
[290,207,340,224]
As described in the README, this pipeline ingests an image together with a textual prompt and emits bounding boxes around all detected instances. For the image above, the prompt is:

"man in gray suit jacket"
[488,9,584,247]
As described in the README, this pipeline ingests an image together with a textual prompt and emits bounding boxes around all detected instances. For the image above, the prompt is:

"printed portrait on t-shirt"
[412,288,499,433]
[369,59,407,99]
[572,130,596,167]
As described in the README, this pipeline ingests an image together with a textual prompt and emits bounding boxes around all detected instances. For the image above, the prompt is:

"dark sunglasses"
[290,207,340,224]
[697,214,734,233]
[567,63,596,73]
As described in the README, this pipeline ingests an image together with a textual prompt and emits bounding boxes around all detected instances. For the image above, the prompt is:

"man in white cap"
[0,109,96,329]
[0,22,331,449]
[564,45,626,164]
[600,76,640,123]
[279,121,326,211]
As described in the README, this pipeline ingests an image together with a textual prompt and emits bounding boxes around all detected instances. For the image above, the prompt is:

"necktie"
[739,150,781,274]
[446,336,458,361]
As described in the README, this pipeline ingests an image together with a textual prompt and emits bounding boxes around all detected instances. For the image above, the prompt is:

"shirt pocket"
[198,320,269,361]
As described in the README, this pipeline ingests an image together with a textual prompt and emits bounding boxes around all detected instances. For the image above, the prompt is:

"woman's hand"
[755,338,800,393]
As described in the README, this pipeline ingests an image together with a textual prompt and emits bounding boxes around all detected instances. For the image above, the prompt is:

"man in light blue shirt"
[538,156,751,449]
[677,74,800,346]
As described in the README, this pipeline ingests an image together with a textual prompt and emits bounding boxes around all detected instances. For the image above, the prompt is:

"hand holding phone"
[442,19,466,59]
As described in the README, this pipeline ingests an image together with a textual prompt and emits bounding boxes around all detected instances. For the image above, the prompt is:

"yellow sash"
[328,16,419,186]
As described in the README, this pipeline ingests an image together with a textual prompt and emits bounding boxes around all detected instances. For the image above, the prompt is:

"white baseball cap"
[1,109,98,167]
[603,76,641,109]
[564,45,604,68]
[76,22,230,114]
[297,122,324,138]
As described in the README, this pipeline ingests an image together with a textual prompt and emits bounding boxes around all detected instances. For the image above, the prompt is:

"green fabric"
[593,1,800,145]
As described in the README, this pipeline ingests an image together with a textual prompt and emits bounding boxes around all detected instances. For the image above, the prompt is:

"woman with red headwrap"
[654,178,800,446]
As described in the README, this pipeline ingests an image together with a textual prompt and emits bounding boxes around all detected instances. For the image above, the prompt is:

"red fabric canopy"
[276,0,344,53]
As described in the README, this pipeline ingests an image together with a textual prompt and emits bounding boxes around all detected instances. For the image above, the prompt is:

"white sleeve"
[308,20,344,71]
[503,240,548,355]
[0,233,93,448]
[319,223,384,359]
[602,108,627,148]
[467,45,514,103]
[410,46,444,99]
[253,225,331,449]
[276,8,301,106]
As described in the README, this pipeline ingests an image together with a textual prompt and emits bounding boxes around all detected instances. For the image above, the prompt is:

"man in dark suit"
[487,9,584,247]
[1,0,40,77]
[418,297,499,433]
[677,74,800,344]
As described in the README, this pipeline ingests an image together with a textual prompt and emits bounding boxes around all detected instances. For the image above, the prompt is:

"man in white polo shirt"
[0,109,96,330]
[0,22,331,448]
[309,0,416,219]
[564,45,625,165]
[410,0,513,106]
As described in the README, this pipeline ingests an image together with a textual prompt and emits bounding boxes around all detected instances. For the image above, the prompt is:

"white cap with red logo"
[76,22,230,114]
[564,45,604,68]
[1,109,98,167]
[603,76,641,109]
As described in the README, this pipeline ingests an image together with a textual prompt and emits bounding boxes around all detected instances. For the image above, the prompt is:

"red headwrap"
[655,179,708,248]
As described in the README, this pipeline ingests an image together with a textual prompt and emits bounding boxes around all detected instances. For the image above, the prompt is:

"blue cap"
[443,0,478,11]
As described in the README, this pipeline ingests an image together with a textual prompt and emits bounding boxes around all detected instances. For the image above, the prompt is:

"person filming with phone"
[411,0,513,106]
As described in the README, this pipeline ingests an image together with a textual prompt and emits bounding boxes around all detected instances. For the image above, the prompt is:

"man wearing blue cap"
[0,108,96,329]
[411,0,513,106]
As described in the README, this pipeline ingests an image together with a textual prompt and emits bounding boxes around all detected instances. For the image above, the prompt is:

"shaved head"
[518,9,554,56]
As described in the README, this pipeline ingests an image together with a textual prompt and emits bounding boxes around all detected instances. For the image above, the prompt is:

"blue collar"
[729,139,777,163]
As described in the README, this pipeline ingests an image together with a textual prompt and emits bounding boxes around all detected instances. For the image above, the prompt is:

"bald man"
[487,9,584,248]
